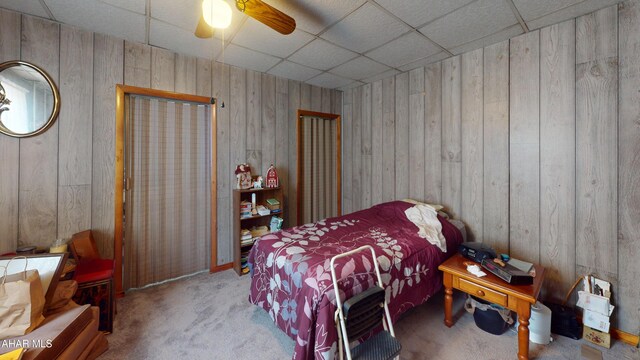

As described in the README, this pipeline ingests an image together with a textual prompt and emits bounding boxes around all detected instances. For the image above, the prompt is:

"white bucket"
[529,301,552,344]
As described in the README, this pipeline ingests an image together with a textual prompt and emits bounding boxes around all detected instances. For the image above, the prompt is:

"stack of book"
[240,249,250,274]
[240,229,253,247]
[250,225,269,238]
[266,198,280,212]
[256,205,271,216]
[240,201,252,218]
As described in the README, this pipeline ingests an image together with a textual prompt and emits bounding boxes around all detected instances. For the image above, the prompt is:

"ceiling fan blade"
[236,0,296,35]
[195,13,214,38]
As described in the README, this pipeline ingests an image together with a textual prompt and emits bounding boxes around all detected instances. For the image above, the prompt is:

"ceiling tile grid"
[287,38,358,71]
[231,20,315,58]
[0,0,626,88]
[329,56,391,81]
[418,0,519,49]
[366,31,442,68]
[320,2,411,53]
[267,60,322,82]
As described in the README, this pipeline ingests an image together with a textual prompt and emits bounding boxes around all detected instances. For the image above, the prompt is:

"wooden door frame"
[296,110,342,225]
[114,84,217,296]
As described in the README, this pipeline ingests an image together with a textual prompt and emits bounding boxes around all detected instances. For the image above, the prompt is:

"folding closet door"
[124,95,211,290]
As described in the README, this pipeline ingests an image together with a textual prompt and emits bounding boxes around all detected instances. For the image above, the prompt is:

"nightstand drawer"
[458,278,507,306]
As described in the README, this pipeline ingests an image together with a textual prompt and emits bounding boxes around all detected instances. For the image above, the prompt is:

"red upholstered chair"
[69,230,115,333]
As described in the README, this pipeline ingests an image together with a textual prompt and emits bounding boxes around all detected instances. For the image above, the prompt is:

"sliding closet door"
[124,95,211,290]
[298,113,340,224]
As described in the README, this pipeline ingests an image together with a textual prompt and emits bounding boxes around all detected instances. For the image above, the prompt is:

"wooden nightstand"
[438,254,545,360]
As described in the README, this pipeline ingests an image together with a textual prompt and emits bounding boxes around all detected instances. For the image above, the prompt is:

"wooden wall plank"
[275,77,289,221]
[361,84,372,209]
[0,9,21,253]
[151,47,175,91]
[19,16,60,248]
[261,74,276,176]
[424,63,442,204]
[246,70,262,173]
[92,34,123,257]
[229,63,247,260]
[311,85,322,112]
[213,61,231,265]
[351,87,362,211]
[124,41,151,87]
[540,20,576,301]
[371,80,383,206]
[58,25,94,239]
[509,31,540,263]
[331,90,341,216]
[461,48,484,242]
[196,58,212,97]
[301,83,311,110]
[321,87,331,113]
[395,73,409,200]
[408,67,425,202]
[382,77,396,203]
[288,80,300,225]
[576,7,618,285]
[174,54,196,94]
[441,56,462,219]
[618,0,640,335]
[483,40,510,253]
[342,88,353,213]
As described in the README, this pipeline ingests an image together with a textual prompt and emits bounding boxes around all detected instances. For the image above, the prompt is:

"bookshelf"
[232,186,285,276]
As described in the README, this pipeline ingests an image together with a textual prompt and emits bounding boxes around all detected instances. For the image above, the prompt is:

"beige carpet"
[100,270,638,360]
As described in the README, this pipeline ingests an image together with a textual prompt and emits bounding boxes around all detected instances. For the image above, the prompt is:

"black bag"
[544,301,581,340]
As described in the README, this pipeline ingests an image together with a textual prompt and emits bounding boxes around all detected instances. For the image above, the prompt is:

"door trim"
[114,84,217,296]
[296,110,342,226]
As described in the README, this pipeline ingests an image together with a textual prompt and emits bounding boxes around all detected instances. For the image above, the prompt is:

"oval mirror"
[0,61,60,138]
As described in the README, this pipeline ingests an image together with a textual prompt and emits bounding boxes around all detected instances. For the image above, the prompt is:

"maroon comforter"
[248,201,462,360]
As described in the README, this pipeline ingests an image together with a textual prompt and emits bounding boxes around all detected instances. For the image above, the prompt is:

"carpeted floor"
[100,270,638,360]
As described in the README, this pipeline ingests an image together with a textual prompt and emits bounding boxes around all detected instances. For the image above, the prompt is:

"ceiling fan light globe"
[202,0,232,29]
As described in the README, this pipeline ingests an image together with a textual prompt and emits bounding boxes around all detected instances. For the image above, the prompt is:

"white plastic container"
[529,301,552,344]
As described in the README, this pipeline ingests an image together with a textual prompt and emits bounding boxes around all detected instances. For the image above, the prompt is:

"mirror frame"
[0,60,61,138]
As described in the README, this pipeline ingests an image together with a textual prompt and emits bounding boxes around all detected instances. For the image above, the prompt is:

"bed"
[248,200,464,360]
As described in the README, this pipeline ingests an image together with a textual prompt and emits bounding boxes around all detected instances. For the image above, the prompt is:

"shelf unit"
[232,186,284,276]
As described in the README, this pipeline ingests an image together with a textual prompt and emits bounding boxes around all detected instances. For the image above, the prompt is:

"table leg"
[443,272,453,327]
[516,301,531,360]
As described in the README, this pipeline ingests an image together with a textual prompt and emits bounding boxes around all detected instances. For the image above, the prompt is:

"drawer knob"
[476,290,485,297]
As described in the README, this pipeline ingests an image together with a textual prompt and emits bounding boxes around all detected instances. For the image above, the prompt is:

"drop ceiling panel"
[374,0,475,28]
[306,72,354,89]
[418,0,518,49]
[266,0,366,35]
[366,31,442,68]
[102,0,145,14]
[45,0,146,43]
[0,0,50,18]
[267,60,322,82]
[219,43,281,73]
[288,39,358,71]
[320,3,411,53]
[361,69,399,84]
[512,0,583,21]
[397,51,450,72]
[450,24,523,55]
[329,56,391,81]
[150,19,222,60]
[231,20,314,58]
[525,0,623,30]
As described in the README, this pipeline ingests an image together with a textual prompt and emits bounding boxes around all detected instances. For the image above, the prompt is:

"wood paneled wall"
[343,2,640,334]
[0,10,341,269]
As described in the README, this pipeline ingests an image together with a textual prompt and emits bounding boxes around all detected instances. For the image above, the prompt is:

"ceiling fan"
[195,0,296,38]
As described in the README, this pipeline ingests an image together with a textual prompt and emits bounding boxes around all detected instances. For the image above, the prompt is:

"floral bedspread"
[248,201,463,360]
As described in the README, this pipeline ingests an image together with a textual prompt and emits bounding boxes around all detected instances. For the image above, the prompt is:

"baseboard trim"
[210,262,233,273]
[611,327,639,347]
